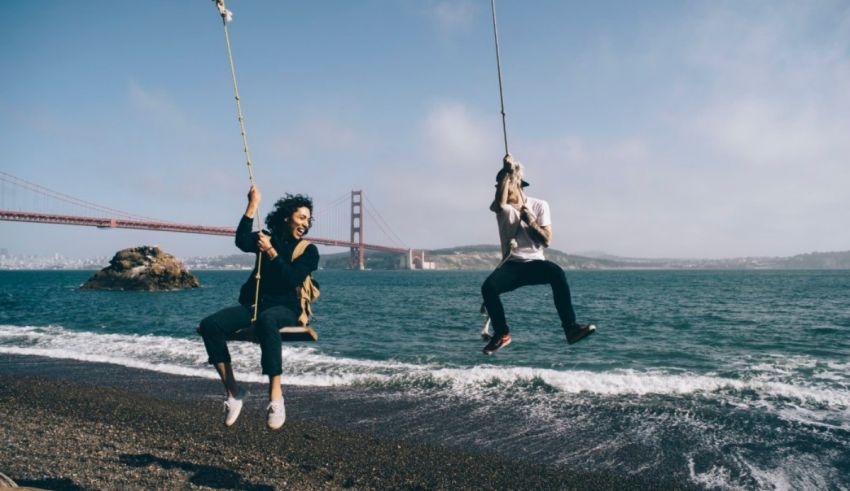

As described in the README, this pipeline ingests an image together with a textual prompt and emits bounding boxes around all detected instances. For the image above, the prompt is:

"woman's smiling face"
[288,206,311,239]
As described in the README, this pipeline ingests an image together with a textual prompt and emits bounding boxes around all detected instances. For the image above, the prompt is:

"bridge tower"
[350,190,365,270]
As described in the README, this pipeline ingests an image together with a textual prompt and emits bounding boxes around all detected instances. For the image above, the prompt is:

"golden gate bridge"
[0,171,428,270]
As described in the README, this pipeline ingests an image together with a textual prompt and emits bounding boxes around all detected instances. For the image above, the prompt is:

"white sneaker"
[223,387,247,427]
[267,398,286,430]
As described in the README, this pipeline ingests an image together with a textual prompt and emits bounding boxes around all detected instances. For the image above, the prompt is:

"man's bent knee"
[543,261,566,280]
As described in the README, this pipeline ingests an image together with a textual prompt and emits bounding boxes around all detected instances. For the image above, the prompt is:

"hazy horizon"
[2,242,847,263]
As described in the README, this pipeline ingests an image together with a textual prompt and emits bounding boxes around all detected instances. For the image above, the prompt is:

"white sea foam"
[425,365,850,415]
[0,324,419,387]
[687,457,743,491]
[1,324,848,428]
[687,455,799,491]
[739,453,835,491]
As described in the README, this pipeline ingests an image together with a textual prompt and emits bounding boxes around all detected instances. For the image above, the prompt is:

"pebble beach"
[0,354,682,490]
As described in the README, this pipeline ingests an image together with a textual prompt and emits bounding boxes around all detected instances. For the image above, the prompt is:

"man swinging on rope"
[481,154,596,355]
[198,185,319,429]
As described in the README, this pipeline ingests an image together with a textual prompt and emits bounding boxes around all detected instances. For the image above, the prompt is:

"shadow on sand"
[13,477,83,490]
[119,453,274,490]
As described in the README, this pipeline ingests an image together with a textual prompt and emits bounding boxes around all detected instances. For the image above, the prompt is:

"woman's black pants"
[199,304,296,376]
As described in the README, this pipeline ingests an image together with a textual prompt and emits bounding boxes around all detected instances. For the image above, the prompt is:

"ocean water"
[1,269,849,489]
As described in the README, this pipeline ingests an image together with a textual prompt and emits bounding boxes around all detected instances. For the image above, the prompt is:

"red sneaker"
[482,333,512,355]
[566,324,597,345]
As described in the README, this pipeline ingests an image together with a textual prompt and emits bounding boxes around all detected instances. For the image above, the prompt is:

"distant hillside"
[338,248,850,270]
[425,244,501,270]
[317,245,663,270]
[185,250,418,270]
[425,245,646,270]
[566,249,850,270]
[182,248,850,271]
[319,250,408,270]
[773,250,850,269]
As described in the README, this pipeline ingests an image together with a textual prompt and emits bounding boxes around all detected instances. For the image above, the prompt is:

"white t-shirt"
[495,196,551,262]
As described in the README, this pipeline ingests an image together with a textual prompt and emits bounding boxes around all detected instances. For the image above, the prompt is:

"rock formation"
[82,246,200,291]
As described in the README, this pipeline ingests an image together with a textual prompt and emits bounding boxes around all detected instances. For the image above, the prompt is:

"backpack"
[291,240,320,326]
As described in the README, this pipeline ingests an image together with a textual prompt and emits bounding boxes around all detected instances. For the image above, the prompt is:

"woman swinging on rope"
[198,186,318,429]
[199,0,319,429]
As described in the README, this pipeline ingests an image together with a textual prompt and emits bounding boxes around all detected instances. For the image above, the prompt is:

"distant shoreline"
[3,246,849,270]
[2,266,850,272]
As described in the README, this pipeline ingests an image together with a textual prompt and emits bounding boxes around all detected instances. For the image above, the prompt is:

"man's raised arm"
[490,154,516,212]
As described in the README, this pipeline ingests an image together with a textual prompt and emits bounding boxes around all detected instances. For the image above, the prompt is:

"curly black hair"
[265,193,314,237]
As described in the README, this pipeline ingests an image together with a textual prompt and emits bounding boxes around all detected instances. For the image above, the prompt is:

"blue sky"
[2,0,849,259]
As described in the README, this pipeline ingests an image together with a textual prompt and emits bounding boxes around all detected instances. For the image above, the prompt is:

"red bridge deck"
[0,210,413,255]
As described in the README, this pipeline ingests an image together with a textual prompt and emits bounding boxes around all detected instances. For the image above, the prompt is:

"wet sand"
[0,354,687,490]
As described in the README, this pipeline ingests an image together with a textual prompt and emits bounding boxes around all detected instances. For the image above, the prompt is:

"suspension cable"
[0,171,159,221]
[365,196,407,248]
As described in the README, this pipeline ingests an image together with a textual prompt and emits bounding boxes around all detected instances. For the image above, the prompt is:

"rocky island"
[81,246,199,291]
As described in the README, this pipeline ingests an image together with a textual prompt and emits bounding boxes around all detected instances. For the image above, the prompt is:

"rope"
[490,1,527,207]
[214,0,262,323]
[490,0,509,156]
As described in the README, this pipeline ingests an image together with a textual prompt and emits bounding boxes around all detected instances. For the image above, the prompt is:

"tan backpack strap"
[291,240,311,262]
[298,298,311,326]
[293,240,312,326]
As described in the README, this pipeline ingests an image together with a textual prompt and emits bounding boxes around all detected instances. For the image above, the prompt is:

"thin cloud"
[423,101,493,167]
[427,0,479,33]
[500,1,850,258]
[685,2,850,169]
[259,114,375,203]
[674,2,850,255]
[271,116,368,161]
[366,101,501,249]
[122,80,244,213]
[127,80,199,136]
[377,1,850,257]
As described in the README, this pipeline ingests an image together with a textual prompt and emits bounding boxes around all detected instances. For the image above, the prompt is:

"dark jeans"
[481,259,577,337]
[198,304,296,376]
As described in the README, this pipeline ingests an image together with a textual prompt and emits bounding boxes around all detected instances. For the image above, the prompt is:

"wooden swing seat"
[227,325,318,343]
